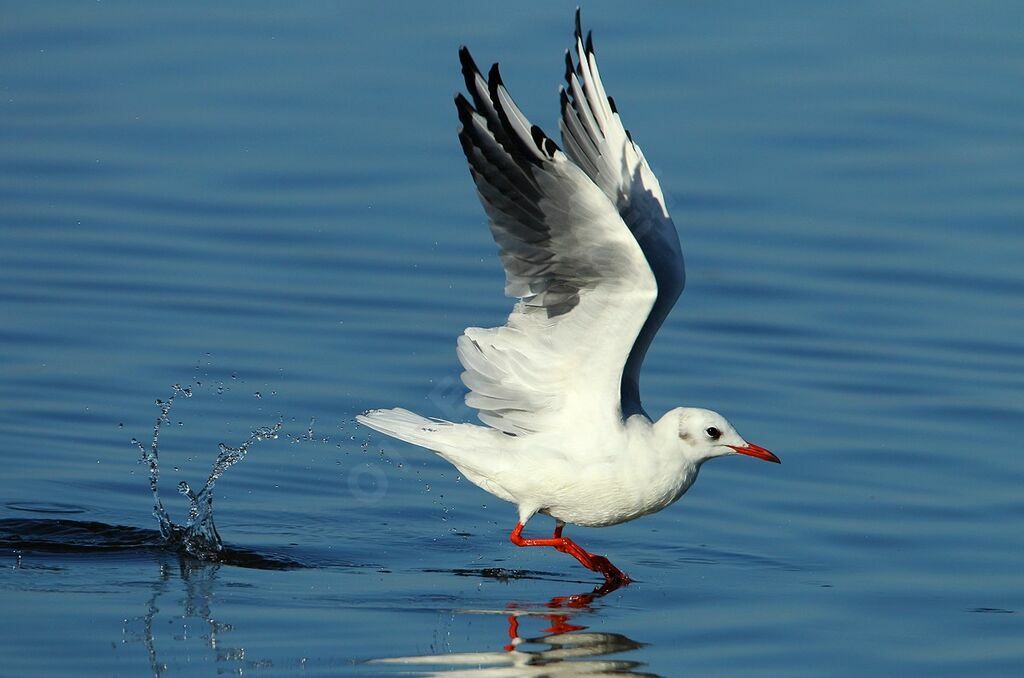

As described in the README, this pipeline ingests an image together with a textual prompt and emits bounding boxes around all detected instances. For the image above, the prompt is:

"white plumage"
[357,11,778,585]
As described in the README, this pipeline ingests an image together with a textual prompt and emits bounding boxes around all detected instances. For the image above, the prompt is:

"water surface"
[2,1,1022,675]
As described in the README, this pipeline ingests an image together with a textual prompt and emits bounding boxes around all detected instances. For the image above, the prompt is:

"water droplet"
[132,384,282,561]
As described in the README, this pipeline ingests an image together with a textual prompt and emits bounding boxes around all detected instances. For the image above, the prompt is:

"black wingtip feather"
[564,49,574,82]
[530,125,545,146]
[454,92,474,120]
[585,30,594,56]
[488,62,504,89]
[530,125,561,158]
[608,96,617,114]
[458,46,475,73]
[482,62,546,168]
[459,46,496,115]
[458,47,478,86]
[575,7,582,42]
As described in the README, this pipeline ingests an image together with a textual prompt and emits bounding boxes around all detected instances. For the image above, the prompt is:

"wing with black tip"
[454,46,658,435]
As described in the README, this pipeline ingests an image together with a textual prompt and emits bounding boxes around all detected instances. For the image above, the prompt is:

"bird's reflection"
[503,577,625,651]
[371,580,653,676]
[118,551,650,675]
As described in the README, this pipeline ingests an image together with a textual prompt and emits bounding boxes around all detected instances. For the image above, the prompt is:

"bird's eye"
[705,427,722,440]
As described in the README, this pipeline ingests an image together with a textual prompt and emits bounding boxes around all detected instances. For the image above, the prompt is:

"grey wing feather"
[559,9,685,417]
[454,46,657,435]
[457,52,581,314]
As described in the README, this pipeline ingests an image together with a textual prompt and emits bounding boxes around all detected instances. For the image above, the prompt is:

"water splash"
[133,384,282,562]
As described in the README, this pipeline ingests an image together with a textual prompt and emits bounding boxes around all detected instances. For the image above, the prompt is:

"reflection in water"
[121,555,270,677]
[132,384,281,561]
[371,582,653,676]
[0,516,301,675]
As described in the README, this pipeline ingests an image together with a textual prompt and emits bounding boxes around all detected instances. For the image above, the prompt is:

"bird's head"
[664,407,780,465]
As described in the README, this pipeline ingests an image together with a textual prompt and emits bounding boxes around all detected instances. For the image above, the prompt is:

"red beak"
[727,442,781,464]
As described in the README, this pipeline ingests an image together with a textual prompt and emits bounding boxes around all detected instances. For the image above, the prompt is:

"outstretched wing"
[455,46,657,436]
[559,10,685,417]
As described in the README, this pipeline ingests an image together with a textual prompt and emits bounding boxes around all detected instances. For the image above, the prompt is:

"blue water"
[2,1,1023,675]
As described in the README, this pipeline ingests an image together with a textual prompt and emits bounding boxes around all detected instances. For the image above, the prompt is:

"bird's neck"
[637,411,698,474]
[622,412,699,508]
[649,410,681,449]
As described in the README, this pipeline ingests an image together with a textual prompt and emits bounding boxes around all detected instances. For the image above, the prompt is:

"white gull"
[358,10,779,585]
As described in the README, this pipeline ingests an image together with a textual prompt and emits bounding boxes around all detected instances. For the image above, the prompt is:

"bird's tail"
[357,408,515,505]
[356,407,465,454]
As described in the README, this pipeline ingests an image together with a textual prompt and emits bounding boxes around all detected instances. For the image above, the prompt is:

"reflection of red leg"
[548,592,596,608]
[543,614,585,634]
[509,522,630,584]
[504,615,520,652]
[507,612,585,649]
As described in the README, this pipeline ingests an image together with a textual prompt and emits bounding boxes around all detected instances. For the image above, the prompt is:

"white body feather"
[356,407,701,527]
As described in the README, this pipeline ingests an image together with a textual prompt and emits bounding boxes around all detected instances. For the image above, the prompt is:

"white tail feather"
[355,407,508,485]
[355,408,455,452]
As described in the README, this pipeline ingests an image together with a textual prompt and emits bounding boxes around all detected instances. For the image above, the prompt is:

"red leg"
[509,522,630,584]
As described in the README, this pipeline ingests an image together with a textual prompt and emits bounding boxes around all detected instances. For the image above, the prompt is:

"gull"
[357,10,779,585]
